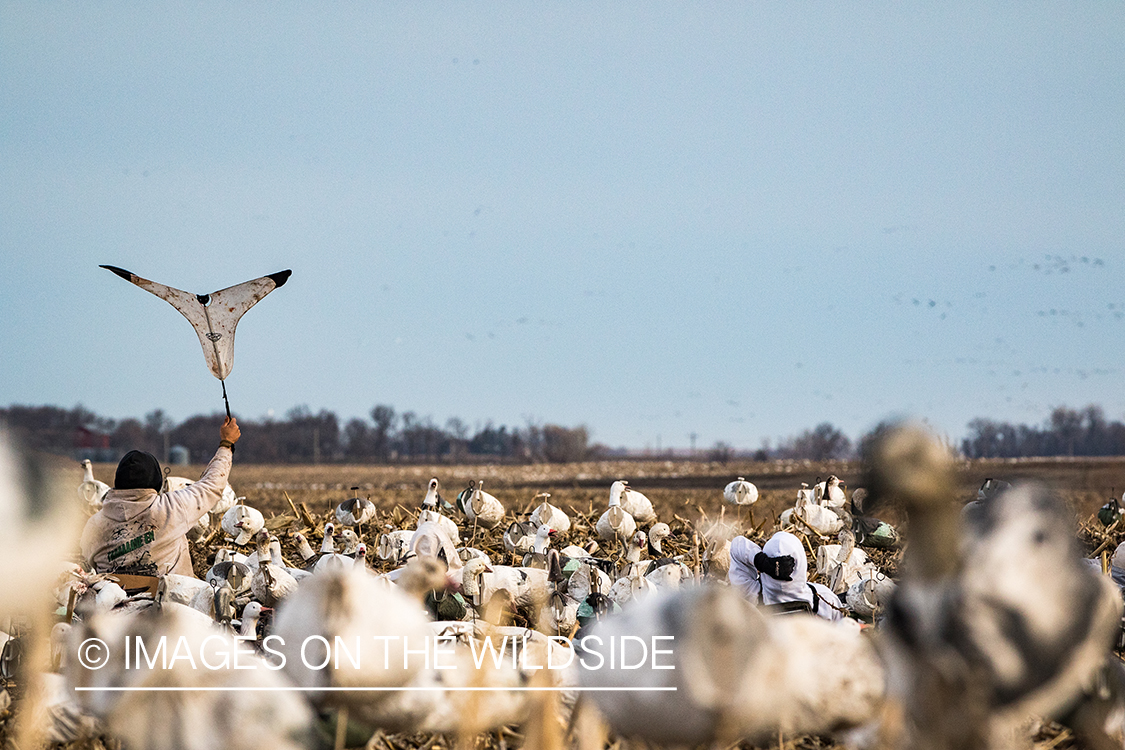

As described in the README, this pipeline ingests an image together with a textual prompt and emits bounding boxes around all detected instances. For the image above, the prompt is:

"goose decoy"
[221,503,264,546]
[1097,491,1124,528]
[335,487,376,530]
[333,528,361,557]
[529,492,571,534]
[233,600,270,640]
[577,585,883,746]
[419,478,460,543]
[291,532,317,564]
[456,480,505,530]
[619,530,650,578]
[813,529,880,595]
[596,492,637,543]
[0,427,82,623]
[205,549,252,599]
[814,474,847,509]
[460,557,550,616]
[610,480,657,525]
[961,477,1014,529]
[865,424,1123,750]
[608,565,657,607]
[78,459,109,510]
[409,520,461,572]
[723,477,759,528]
[310,523,353,574]
[645,557,693,590]
[845,570,896,621]
[521,524,556,569]
[779,485,844,537]
[648,522,671,556]
[539,550,581,635]
[376,528,413,565]
[188,577,237,624]
[849,487,901,549]
[68,600,315,750]
[271,564,433,708]
[153,571,210,606]
[503,519,540,555]
[249,529,299,607]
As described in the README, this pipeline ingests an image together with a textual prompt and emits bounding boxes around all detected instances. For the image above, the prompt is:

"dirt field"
[52,456,1125,750]
[114,454,1125,538]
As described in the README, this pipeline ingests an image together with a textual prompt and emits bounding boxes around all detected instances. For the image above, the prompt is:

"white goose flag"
[100,265,291,381]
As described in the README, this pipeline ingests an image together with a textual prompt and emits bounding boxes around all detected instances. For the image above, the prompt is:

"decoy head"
[863,422,955,513]
[863,422,959,579]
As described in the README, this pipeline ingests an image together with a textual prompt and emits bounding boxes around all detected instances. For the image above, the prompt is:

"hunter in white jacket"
[80,417,241,578]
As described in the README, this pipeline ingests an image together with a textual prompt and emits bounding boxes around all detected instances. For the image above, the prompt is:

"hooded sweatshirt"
[80,446,233,578]
[729,531,845,621]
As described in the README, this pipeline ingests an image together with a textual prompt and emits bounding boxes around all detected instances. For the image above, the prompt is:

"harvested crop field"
[6,454,1125,750]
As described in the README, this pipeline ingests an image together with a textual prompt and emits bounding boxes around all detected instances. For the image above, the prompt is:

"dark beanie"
[115,450,163,491]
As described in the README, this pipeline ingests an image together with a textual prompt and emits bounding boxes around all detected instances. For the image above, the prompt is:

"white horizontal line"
[74,686,677,693]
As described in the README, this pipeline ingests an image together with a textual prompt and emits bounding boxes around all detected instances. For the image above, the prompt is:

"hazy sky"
[2,3,1123,450]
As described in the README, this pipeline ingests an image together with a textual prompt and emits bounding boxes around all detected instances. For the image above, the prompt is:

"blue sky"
[2,3,1123,450]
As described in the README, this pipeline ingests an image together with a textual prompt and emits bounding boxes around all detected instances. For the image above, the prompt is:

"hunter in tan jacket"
[80,417,241,578]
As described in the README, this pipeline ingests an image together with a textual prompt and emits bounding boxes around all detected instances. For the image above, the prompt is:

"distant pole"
[690,432,697,457]
[313,427,321,464]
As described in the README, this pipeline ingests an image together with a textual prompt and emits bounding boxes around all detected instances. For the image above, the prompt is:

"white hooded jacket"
[728,531,845,621]
[80,446,233,578]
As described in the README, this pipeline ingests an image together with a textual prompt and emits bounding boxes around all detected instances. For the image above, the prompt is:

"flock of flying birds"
[3,424,1125,750]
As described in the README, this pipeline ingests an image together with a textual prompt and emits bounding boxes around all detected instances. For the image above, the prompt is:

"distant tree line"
[4,402,1123,464]
[0,403,595,464]
[960,405,1125,458]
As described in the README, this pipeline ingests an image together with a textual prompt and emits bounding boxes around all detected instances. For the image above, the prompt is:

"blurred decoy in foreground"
[578,585,883,745]
[866,423,1123,750]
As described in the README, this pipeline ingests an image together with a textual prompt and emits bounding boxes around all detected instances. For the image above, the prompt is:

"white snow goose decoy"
[529,492,571,534]
[78,459,109,510]
[309,523,353,574]
[419,477,461,543]
[723,476,759,528]
[648,522,671,557]
[221,502,264,546]
[249,529,299,607]
[376,528,414,565]
[610,480,657,525]
[456,480,505,531]
[597,491,637,543]
[521,524,556,569]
